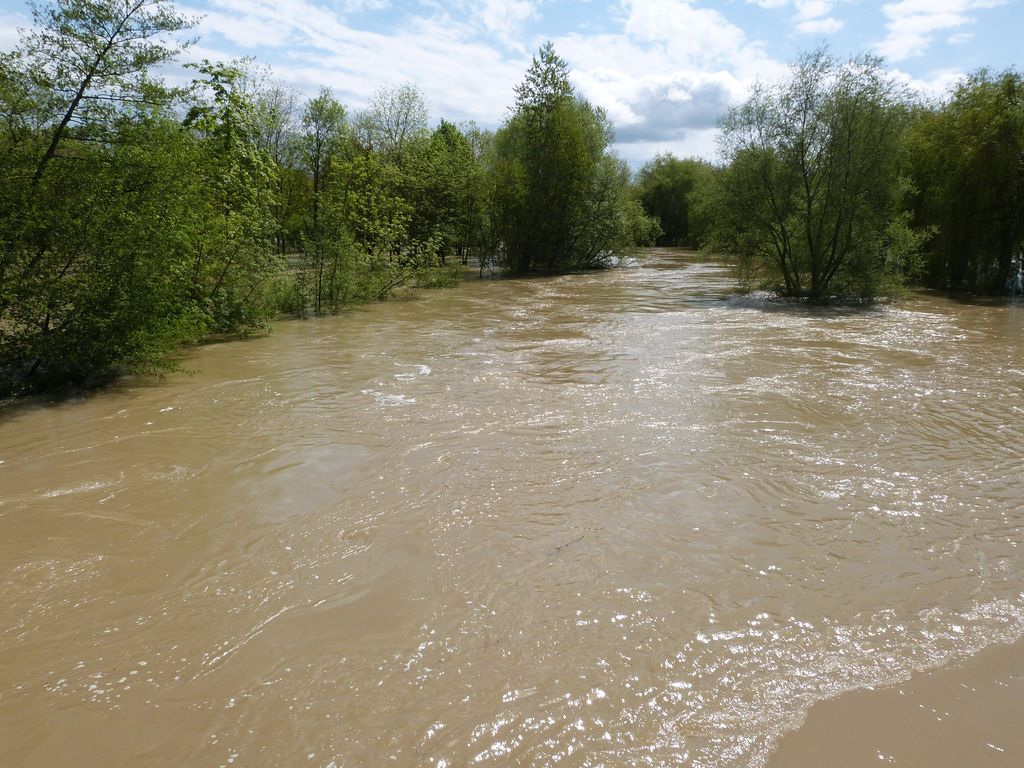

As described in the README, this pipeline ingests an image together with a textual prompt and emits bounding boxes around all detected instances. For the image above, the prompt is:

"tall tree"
[400,120,476,263]
[457,122,495,266]
[183,60,281,331]
[302,88,346,232]
[254,80,304,255]
[492,42,653,274]
[299,87,346,314]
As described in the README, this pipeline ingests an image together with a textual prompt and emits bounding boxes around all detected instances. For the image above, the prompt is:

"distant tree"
[301,88,346,232]
[254,80,305,255]
[578,154,661,261]
[400,120,477,263]
[299,88,347,314]
[458,122,495,266]
[705,49,925,301]
[635,153,713,247]
[356,83,429,159]
[325,150,453,300]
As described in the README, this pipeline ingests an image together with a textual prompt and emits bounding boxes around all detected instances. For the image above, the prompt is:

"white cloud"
[341,0,391,10]
[181,0,528,122]
[553,1,788,160]
[196,9,294,48]
[615,129,720,165]
[622,0,746,57]
[475,0,537,36]
[178,0,788,159]
[794,0,832,20]
[747,0,845,35]
[796,16,844,33]
[889,66,968,98]
[794,0,844,32]
[875,0,1005,62]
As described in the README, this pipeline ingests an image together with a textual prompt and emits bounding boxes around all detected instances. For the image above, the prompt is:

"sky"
[0,0,1020,164]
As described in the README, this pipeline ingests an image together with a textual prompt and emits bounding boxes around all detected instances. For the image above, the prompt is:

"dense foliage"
[903,70,1024,292]
[701,51,925,302]
[665,51,1024,303]
[0,0,652,396]
[2,0,1020,395]
[492,43,658,274]
[635,154,713,248]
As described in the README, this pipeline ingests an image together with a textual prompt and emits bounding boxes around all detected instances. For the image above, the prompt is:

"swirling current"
[1,250,1021,766]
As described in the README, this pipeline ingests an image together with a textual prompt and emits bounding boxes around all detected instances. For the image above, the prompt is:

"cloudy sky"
[0,0,1019,164]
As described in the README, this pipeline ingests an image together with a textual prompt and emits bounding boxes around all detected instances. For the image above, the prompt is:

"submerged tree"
[492,42,655,274]
[904,69,1024,291]
[705,49,926,301]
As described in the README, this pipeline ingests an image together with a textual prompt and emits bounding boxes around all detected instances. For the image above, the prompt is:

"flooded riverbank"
[1,249,1021,766]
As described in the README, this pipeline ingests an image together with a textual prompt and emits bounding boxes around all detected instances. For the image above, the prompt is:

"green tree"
[254,80,305,256]
[183,60,281,331]
[355,83,429,160]
[458,121,495,266]
[299,87,347,315]
[0,0,200,393]
[400,120,477,264]
[326,151,451,300]
[904,69,1024,291]
[23,0,194,185]
[705,49,925,301]
[635,153,713,247]
[492,42,651,274]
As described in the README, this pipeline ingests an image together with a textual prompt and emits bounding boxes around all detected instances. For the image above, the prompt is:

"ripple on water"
[0,250,1022,767]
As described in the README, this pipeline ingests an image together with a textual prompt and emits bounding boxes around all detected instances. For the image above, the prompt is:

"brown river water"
[1,249,1022,767]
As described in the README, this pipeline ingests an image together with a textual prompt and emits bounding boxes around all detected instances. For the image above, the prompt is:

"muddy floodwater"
[1,250,1022,767]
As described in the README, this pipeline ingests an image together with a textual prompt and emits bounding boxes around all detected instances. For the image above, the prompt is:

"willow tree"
[706,49,925,301]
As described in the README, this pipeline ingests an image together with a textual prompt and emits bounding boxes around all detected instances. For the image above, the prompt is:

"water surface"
[1,250,1022,766]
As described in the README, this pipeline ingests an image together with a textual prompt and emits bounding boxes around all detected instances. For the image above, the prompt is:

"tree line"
[636,50,1024,303]
[3,0,1021,397]
[0,0,657,396]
